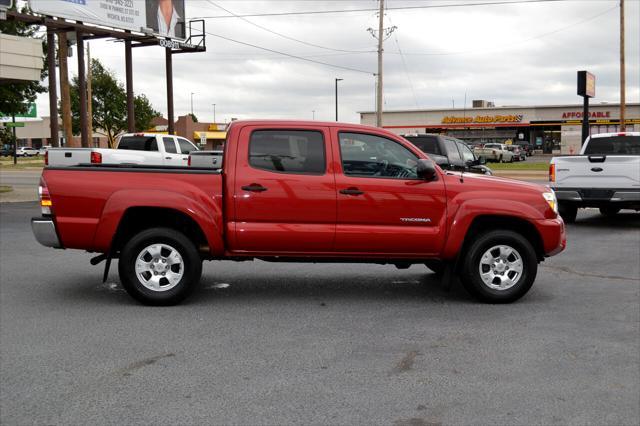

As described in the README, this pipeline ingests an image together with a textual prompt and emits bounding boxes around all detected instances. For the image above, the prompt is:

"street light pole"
[190,92,194,116]
[212,104,216,123]
[335,78,343,121]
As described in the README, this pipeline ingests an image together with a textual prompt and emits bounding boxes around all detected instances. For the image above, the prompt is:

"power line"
[192,0,608,19]
[387,16,419,109]
[202,30,375,75]
[203,0,374,53]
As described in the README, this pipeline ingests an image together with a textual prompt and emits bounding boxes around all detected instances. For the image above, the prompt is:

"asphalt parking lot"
[1,202,638,425]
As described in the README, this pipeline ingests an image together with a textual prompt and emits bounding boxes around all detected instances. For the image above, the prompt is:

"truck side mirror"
[417,159,437,181]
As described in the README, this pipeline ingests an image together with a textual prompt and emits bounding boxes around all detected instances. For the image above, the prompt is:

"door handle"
[339,187,364,196]
[242,183,268,192]
[165,157,171,160]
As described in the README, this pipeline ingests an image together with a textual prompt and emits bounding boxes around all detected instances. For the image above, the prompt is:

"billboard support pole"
[166,47,174,135]
[125,38,135,132]
[76,30,89,147]
[46,29,59,147]
[581,96,589,145]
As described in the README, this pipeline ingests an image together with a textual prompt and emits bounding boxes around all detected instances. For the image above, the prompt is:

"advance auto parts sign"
[29,0,186,40]
[441,114,524,124]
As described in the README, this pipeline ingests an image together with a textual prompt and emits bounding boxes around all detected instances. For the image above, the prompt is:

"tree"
[0,5,48,117]
[187,113,198,123]
[69,59,160,147]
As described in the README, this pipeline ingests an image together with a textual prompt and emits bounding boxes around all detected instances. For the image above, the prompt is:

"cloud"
[37,0,639,123]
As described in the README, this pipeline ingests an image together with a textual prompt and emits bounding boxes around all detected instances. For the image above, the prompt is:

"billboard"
[577,70,596,98]
[29,0,185,40]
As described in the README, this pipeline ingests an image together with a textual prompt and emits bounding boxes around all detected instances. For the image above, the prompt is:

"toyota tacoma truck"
[550,132,640,223]
[32,120,565,305]
[46,133,199,167]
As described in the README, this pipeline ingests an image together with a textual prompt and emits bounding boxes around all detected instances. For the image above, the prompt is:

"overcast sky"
[34,0,640,124]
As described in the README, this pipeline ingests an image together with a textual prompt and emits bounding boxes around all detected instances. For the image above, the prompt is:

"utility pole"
[86,43,92,145]
[368,0,395,128]
[212,103,216,123]
[190,92,194,116]
[335,78,343,121]
[376,0,384,127]
[620,0,625,130]
[59,32,73,147]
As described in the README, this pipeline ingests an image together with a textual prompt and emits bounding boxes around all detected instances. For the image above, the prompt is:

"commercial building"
[360,102,640,154]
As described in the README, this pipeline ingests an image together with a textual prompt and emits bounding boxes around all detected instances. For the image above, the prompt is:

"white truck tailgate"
[46,148,93,166]
[555,155,640,188]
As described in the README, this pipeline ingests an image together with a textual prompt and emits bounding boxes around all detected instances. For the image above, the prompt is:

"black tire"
[599,206,621,217]
[118,227,202,306]
[424,260,446,276]
[558,203,577,223]
[460,230,538,303]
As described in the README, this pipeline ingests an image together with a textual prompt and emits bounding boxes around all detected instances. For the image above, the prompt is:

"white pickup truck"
[473,143,514,163]
[46,133,199,167]
[550,132,640,222]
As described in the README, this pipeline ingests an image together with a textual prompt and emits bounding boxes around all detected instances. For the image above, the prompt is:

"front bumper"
[31,217,63,248]
[535,217,566,257]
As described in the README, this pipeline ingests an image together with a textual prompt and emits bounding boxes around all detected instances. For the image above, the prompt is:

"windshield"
[584,136,640,155]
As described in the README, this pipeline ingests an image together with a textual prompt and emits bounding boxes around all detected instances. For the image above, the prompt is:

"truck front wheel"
[460,230,538,303]
[118,227,202,306]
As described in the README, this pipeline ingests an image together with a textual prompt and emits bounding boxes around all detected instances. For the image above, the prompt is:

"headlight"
[543,191,558,214]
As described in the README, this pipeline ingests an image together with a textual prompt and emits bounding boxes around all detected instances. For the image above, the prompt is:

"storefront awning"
[194,131,226,140]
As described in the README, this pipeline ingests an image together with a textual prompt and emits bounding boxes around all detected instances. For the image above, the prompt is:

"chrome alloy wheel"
[478,245,524,291]
[135,243,184,292]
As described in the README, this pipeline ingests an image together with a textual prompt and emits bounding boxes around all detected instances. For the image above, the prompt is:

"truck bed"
[43,164,224,252]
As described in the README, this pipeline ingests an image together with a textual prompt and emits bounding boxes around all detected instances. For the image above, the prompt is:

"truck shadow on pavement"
[572,210,640,228]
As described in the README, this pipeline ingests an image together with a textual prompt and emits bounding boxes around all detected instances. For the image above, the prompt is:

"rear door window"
[443,139,462,162]
[584,136,640,155]
[404,136,441,155]
[177,138,198,154]
[118,136,158,151]
[163,137,178,154]
[249,130,326,174]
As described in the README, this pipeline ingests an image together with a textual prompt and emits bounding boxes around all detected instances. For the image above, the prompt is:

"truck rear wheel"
[599,207,620,217]
[558,203,577,223]
[118,227,202,306]
[460,230,537,303]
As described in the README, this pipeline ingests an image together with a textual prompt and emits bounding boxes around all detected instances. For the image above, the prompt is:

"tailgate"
[47,148,92,166]
[555,155,640,188]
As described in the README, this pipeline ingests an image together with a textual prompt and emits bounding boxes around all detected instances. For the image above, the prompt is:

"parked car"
[403,133,493,175]
[0,147,15,157]
[16,146,39,157]
[507,145,526,161]
[32,120,566,305]
[46,133,199,167]
[474,143,514,163]
[516,142,534,156]
[38,145,52,156]
[550,132,640,222]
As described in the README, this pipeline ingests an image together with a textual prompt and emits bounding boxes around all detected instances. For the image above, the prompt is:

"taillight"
[549,163,555,182]
[90,151,102,164]
[44,151,48,166]
[38,176,53,215]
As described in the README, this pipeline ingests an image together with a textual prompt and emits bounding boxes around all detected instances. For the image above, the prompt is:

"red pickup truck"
[32,120,566,305]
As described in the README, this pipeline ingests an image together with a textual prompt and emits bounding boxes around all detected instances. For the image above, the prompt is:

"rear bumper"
[31,217,63,248]
[553,187,640,208]
[535,217,566,257]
